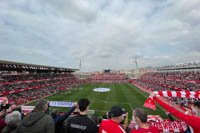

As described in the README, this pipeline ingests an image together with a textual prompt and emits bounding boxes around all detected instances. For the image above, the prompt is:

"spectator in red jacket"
[130,108,160,133]
[99,106,126,133]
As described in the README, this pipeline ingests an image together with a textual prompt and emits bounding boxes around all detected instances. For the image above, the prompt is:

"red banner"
[144,97,156,110]
[154,91,200,98]
[148,120,188,132]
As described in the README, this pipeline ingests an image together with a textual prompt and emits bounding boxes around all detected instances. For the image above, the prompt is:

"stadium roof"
[0,60,79,73]
[157,66,200,72]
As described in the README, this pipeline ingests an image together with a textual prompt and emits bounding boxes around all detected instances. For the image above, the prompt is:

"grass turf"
[28,83,167,119]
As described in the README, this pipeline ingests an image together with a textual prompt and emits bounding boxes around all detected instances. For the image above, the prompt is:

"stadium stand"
[89,73,128,83]
[131,70,200,109]
[157,61,200,71]
[0,60,80,105]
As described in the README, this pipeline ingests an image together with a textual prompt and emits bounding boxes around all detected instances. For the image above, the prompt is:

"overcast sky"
[0,0,200,72]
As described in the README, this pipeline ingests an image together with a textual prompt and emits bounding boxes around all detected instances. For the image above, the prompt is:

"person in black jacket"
[52,102,77,133]
[65,98,98,133]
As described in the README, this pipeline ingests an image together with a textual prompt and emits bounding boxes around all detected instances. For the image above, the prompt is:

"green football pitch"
[29,83,167,119]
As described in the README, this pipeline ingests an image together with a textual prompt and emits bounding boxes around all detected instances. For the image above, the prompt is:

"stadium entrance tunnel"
[93,88,111,92]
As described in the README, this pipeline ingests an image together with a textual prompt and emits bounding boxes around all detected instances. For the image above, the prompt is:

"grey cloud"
[46,0,99,22]
[0,0,200,71]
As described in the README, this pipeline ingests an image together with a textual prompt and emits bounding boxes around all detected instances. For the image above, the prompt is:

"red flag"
[144,97,156,110]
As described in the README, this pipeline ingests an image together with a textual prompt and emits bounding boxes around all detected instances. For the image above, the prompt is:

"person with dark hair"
[130,108,160,133]
[78,98,90,112]
[165,111,174,122]
[91,114,99,126]
[51,102,78,133]
[102,112,112,120]
[99,106,126,133]
[91,113,101,130]
[102,114,108,120]
[65,98,98,133]
[16,99,54,133]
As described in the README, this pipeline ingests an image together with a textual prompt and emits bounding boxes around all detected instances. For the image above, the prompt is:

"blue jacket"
[53,106,76,133]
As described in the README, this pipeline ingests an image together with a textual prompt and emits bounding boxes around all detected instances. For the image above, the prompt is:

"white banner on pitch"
[50,101,74,107]
[21,106,35,111]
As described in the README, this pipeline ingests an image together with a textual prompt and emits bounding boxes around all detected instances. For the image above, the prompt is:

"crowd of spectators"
[0,96,199,133]
[0,97,163,133]
[144,71,200,82]
[89,74,128,83]
[152,93,200,133]
[0,73,81,105]
[132,71,200,108]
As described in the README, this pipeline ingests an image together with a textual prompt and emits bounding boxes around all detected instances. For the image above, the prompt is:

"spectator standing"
[0,110,6,133]
[0,97,10,112]
[99,106,126,133]
[2,111,21,133]
[16,99,54,133]
[51,102,77,133]
[65,98,98,133]
[121,112,129,130]
[130,108,160,133]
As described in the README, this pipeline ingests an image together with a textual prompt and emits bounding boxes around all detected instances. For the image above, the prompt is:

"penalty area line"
[104,101,130,105]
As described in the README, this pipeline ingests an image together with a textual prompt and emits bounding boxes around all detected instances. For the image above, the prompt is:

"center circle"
[93,88,111,92]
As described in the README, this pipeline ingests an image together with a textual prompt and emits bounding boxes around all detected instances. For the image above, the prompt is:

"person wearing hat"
[99,106,126,133]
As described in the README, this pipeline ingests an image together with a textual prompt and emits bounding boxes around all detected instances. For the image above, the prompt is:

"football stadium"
[1,0,200,133]
[0,61,200,133]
